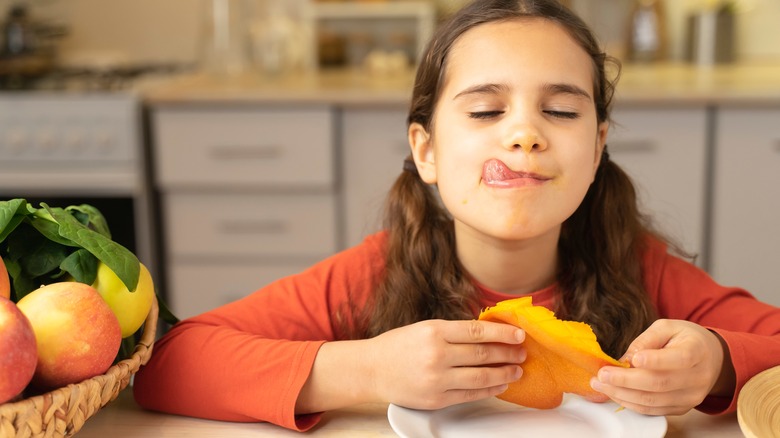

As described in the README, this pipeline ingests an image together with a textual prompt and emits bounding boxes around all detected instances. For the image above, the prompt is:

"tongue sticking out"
[483,159,522,183]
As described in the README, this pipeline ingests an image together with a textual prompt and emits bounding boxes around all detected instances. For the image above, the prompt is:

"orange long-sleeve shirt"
[133,232,780,431]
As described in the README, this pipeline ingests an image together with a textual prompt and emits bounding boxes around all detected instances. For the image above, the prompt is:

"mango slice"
[478,296,627,409]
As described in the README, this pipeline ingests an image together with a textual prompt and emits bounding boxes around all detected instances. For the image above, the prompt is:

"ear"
[408,122,437,184]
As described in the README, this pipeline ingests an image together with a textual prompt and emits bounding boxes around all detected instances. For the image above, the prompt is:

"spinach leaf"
[43,204,140,292]
[29,214,79,247]
[60,249,99,285]
[0,199,30,244]
[67,204,112,239]
[7,224,69,277]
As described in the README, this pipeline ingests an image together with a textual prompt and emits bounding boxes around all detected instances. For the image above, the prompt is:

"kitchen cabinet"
[342,107,410,247]
[711,107,780,306]
[607,106,709,265]
[152,106,338,319]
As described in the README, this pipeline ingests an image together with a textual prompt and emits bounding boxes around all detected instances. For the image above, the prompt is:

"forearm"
[295,339,377,414]
[134,320,325,428]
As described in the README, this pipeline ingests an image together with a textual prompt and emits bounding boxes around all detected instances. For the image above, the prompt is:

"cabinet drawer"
[712,107,780,305]
[608,107,708,262]
[153,107,334,189]
[167,261,310,319]
[163,193,338,258]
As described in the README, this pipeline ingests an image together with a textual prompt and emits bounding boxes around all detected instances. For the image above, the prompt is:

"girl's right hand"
[366,319,526,410]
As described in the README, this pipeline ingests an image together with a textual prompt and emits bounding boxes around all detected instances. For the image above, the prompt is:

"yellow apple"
[0,297,37,403]
[16,282,121,390]
[91,262,154,338]
[0,257,10,300]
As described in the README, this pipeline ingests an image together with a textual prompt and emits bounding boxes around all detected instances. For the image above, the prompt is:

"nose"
[503,121,547,154]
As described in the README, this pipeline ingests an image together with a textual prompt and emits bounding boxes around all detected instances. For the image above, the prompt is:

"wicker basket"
[0,296,159,438]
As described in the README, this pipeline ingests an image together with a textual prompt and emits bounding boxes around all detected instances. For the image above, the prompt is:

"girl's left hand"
[589,319,728,416]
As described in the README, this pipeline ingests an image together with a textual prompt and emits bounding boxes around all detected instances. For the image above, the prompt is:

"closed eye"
[544,110,580,120]
[468,110,504,120]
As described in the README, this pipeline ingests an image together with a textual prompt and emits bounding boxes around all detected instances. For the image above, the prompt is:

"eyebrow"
[453,83,510,100]
[542,83,592,101]
[452,82,592,101]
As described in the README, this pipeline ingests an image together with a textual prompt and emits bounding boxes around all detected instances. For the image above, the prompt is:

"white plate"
[387,394,667,438]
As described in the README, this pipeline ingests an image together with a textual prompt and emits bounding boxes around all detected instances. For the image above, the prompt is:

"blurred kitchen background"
[1,0,779,319]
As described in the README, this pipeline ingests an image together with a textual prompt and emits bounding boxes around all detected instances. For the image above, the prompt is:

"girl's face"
[410,18,608,244]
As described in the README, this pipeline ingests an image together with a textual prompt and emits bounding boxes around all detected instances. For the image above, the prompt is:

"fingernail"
[632,354,645,367]
[598,368,611,383]
[515,329,525,343]
[514,366,523,379]
[517,348,527,364]
[590,378,603,391]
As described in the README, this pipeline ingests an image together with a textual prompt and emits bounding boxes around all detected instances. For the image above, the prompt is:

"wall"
[2,0,779,65]
[0,0,204,65]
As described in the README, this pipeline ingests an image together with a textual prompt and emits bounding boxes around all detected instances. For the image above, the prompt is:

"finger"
[596,366,687,394]
[610,396,692,417]
[629,346,699,370]
[445,343,527,367]
[591,378,699,416]
[621,321,677,362]
[445,364,523,391]
[438,384,513,408]
[442,320,525,345]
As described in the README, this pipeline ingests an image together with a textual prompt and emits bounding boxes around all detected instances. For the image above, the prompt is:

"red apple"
[16,282,121,390]
[0,257,10,300]
[0,296,38,403]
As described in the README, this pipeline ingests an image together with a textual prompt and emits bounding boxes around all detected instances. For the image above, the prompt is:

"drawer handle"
[608,140,657,154]
[218,219,288,235]
[209,145,283,160]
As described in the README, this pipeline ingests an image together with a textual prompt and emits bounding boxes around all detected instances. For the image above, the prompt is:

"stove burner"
[0,63,193,91]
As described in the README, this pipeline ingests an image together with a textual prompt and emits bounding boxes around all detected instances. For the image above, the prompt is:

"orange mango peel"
[478,296,628,409]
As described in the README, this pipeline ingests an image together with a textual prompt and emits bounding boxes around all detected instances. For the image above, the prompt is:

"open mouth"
[482,159,551,187]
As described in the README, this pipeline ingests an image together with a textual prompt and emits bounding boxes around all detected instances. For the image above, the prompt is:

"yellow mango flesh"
[478,297,627,409]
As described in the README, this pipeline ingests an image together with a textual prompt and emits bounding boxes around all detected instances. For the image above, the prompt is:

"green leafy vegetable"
[1,198,179,365]
[0,199,139,301]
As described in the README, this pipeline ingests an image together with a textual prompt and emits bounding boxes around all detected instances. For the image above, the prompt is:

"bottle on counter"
[685,1,737,65]
[200,0,250,77]
[625,0,668,63]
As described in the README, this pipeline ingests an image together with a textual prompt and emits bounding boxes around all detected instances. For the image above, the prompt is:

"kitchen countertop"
[140,61,780,107]
[75,389,746,437]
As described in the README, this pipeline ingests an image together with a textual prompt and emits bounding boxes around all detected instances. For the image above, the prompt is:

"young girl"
[133,0,780,431]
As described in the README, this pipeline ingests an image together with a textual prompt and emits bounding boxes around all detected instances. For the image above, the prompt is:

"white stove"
[0,93,142,194]
[0,65,186,276]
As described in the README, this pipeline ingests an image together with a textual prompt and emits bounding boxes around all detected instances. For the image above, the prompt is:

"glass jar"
[200,0,251,76]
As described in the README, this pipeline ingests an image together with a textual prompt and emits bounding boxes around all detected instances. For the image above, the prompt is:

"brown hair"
[357,0,658,358]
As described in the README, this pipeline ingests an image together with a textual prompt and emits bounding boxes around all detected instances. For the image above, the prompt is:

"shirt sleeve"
[642,239,780,414]
[133,234,386,431]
